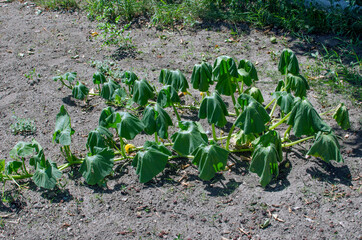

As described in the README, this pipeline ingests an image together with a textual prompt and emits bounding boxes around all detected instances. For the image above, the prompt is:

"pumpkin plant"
[1,49,351,191]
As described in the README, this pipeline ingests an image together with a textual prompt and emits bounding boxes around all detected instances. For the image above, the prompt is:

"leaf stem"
[226,124,236,151]
[172,102,181,121]
[212,123,218,143]
[282,136,314,148]
[269,112,291,130]
[269,101,278,117]
[264,98,275,110]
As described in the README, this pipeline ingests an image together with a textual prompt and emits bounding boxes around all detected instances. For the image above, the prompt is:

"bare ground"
[0,1,361,239]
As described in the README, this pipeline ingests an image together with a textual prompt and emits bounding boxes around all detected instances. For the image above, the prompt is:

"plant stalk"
[269,112,291,130]
[226,124,236,151]
[211,123,218,143]
[282,136,314,148]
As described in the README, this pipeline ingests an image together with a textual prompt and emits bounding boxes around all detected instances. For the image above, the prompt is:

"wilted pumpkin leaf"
[237,59,258,86]
[53,105,75,146]
[116,112,144,140]
[132,141,171,183]
[159,69,189,92]
[191,62,213,92]
[172,121,208,155]
[132,79,154,106]
[198,92,229,127]
[72,81,89,100]
[157,85,180,108]
[245,87,264,104]
[307,131,343,163]
[192,144,229,181]
[278,49,299,75]
[272,91,294,114]
[333,103,350,130]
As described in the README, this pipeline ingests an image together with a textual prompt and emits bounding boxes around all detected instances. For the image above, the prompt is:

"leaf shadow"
[40,188,74,203]
[306,160,352,186]
[62,95,77,107]
[204,177,242,197]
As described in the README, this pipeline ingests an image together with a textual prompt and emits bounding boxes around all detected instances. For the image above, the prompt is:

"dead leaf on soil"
[61,223,71,228]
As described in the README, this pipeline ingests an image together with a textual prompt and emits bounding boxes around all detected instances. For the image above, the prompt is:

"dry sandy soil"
[0,1,361,239]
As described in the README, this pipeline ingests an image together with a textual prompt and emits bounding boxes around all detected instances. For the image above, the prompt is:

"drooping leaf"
[112,88,127,102]
[250,145,280,187]
[5,161,22,175]
[192,144,229,181]
[92,71,106,84]
[191,62,213,92]
[171,121,208,155]
[307,131,343,163]
[142,104,173,139]
[121,71,138,86]
[159,69,189,92]
[245,87,264,104]
[132,141,171,183]
[234,129,256,146]
[142,105,157,135]
[213,56,238,96]
[275,79,285,92]
[9,141,35,159]
[333,103,350,130]
[235,94,270,135]
[285,73,309,97]
[100,79,120,100]
[32,160,62,189]
[278,49,299,75]
[287,97,331,137]
[99,107,120,128]
[86,126,113,155]
[252,130,283,163]
[0,160,5,173]
[157,85,181,108]
[132,79,155,106]
[198,92,229,127]
[79,148,114,185]
[116,112,144,140]
[272,91,294,114]
[154,104,173,139]
[53,105,75,146]
[237,59,258,86]
[72,81,89,100]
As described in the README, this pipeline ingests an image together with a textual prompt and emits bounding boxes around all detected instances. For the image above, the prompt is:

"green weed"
[10,115,37,136]
[33,0,79,11]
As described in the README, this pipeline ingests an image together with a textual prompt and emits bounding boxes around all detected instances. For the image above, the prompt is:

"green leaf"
[99,107,120,128]
[278,49,299,75]
[235,94,270,135]
[234,129,256,146]
[9,141,35,159]
[63,72,77,84]
[121,71,138,86]
[285,73,309,97]
[142,105,157,135]
[92,72,106,84]
[192,144,229,181]
[87,126,113,155]
[5,161,22,175]
[132,79,154,106]
[100,79,120,100]
[307,131,343,163]
[112,88,127,102]
[272,91,294,114]
[191,62,213,92]
[32,160,62,189]
[198,92,229,127]
[72,81,89,100]
[250,145,280,187]
[0,159,5,173]
[159,69,189,92]
[53,105,75,146]
[212,56,239,96]
[287,98,331,137]
[252,130,283,163]
[116,112,144,140]
[157,85,181,108]
[237,59,258,86]
[80,148,114,185]
[142,104,173,139]
[132,141,171,183]
[171,121,208,155]
[245,87,264,104]
[333,103,350,130]
[275,79,285,92]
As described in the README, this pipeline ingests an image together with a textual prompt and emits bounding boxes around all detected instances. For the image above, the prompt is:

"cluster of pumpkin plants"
[0,49,351,191]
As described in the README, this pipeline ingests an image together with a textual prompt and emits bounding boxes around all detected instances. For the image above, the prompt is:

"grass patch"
[32,0,80,11]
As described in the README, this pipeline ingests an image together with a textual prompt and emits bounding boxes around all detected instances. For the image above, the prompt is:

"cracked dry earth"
[0,1,361,239]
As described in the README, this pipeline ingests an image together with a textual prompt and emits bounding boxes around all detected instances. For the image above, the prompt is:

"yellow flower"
[200,92,205,96]
[125,144,135,154]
